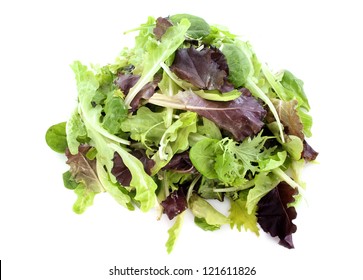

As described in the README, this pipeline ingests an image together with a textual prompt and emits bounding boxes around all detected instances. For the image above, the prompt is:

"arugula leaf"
[45,122,68,153]
[229,190,259,235]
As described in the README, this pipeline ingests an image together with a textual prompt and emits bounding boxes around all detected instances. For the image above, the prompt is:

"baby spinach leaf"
[45,122,68,153]
[189,138,220,179]
[169,14,210,39]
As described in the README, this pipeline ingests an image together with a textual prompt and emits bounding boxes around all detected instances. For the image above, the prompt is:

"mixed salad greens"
[45,14,318,252]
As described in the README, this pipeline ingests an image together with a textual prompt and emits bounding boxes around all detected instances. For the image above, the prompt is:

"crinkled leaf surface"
[272,99,304,140]
[229,190,259,235]
[170,47,232,92]
[153,17,173,40]
[65,145,104,193]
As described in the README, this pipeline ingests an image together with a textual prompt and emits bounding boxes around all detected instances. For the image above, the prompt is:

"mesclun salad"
[45,14,318,252]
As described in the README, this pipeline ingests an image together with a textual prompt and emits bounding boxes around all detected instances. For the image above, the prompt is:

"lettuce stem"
[245,78,285,142]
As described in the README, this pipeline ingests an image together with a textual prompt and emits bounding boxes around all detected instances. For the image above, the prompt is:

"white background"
[1,0,362,279]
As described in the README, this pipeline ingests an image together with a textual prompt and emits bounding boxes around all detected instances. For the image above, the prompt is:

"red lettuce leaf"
[161,187,187,220]
[302,140,318,161]
[115,73,140,94]
[149,89,266,141]
[170,46,233,92]
[115,73,161,111]
[111,149,155,186]
[179,90,266,141]
[65,145,104,193]
[162,151,196,174]
[153,17,173,40]
[257,182,298,249]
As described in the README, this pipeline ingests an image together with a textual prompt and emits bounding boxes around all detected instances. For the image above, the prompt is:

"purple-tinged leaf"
[257,182,298,249]
[161,187,188,220]
[302,140,318,161]
[170,47,232,92]
[162,151,196,174]
[115,73,161,111]
[181,90,266,141]
[153,17,173,40]
[130,74,161,111]
[65,145,104,193]
[149,89,266,141]
[111,149,155,186]
[115,73,140,94]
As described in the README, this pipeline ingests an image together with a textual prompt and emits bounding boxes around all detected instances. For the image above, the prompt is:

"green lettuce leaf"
[165,212,185,254]
[246,172,281,214]
[151,112,197,173]
[71,61,157,212]
[124,18,191,107]
[72,183,96,214]
[66,109,88,155]
[189,194,229,226]
[229,190,259,235]
[121,107,167,150]
[102,91,128,135]
[194,217,221,231]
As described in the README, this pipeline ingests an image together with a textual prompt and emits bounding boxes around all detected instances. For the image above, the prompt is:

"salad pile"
[46,14,318,252]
